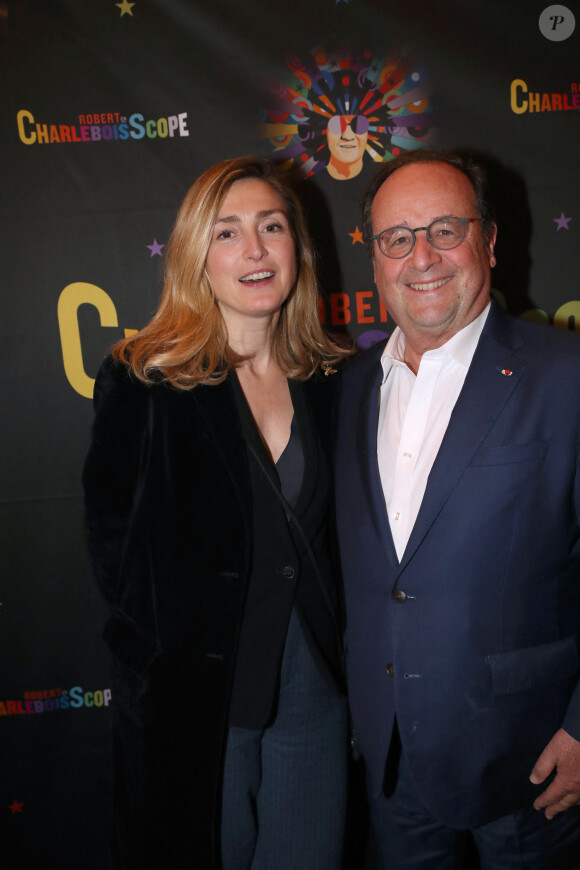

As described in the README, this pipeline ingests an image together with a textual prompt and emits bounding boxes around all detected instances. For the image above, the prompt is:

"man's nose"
[409,230,442,269]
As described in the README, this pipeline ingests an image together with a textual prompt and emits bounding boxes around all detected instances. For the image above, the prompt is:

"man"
[335,148,580,868]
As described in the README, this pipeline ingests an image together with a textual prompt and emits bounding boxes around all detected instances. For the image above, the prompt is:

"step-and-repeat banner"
[2,0,579,865]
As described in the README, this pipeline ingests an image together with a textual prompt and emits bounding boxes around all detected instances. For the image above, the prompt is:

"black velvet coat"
[83,357,345,869]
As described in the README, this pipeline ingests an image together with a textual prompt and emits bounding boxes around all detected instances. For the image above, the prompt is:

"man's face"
[371,162,497,352]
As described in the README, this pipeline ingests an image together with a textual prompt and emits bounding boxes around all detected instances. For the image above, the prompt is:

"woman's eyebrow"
[256,208,286,219]
[215,208,286,224]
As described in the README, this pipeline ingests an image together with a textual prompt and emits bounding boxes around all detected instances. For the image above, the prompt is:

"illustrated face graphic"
[326,114,369,179]
[261,48,435,181]
[205,178,297,329]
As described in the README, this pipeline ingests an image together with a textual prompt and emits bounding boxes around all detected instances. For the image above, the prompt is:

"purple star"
[147,238,165,257]
[554,212,572,230]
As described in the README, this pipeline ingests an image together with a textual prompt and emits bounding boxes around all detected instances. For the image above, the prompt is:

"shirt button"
[386,663,394,677]
[282,565,295,580]
[393,589,407,603]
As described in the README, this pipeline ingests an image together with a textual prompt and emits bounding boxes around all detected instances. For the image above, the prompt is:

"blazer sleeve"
[82,357,149,608]
[563,437,580,740]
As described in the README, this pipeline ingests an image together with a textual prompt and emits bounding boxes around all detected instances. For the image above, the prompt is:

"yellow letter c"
[57,282,119,398]
[510,79,528,115]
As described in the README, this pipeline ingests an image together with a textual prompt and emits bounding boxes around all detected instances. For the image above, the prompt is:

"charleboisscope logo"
[16,109,190,144]
[1,686,112,715]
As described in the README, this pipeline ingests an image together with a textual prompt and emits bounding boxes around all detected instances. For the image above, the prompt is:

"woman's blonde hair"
[113,156,351,387]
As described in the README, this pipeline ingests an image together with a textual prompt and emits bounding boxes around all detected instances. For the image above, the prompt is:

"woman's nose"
[244,230,267,260]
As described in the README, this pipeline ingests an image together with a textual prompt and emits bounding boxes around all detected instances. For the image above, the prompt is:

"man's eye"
[390,232,412,246]
[434,227,460,241]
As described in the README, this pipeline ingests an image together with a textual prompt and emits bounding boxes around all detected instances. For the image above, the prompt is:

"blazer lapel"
[187,375,252,516]
[291,378,319,521]
[356,354,400,568]
[397,304,526,575]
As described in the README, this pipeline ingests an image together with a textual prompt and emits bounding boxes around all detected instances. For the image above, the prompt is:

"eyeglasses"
[369,217,483,259]
[327,115,370,136]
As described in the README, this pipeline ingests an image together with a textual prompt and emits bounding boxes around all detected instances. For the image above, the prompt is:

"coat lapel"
[397,304,526,575]
[292,378,320,521]
[186,375,252,517]
[356,350,400,568]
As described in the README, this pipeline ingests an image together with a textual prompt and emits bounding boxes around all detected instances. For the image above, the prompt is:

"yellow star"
[116,0,135,16]
[349,226,364,245]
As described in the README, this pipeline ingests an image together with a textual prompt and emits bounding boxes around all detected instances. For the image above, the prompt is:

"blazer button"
[393,589,407,603]
[386,663,394,677]
[282,565,295,580]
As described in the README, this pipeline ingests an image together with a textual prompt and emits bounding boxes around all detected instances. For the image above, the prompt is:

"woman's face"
[205,178,297,329]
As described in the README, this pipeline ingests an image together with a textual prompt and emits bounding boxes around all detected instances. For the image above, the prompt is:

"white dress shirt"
[377,304,490,561]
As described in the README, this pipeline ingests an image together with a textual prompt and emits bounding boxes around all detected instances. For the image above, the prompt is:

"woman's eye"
[264,222,283,233]
[216,229,235,240]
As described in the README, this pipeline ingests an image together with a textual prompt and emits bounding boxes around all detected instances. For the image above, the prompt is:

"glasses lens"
[428,218,466,250]
[327,115,369,136]
[351,115,369,135]
[327,116,342,135]
[379,227,414,258]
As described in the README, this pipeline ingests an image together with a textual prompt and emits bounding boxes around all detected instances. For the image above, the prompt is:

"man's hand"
[530,728,580,819]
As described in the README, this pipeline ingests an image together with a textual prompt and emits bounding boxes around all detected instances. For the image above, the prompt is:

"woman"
[83,156,352,869]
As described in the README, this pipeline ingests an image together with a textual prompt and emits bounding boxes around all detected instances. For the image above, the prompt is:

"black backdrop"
[2,1,579,865]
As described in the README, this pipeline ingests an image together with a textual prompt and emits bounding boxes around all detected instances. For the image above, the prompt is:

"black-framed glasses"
[369,217,483,259]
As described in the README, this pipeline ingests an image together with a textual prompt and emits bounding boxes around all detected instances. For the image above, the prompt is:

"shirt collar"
[380,302,491,383]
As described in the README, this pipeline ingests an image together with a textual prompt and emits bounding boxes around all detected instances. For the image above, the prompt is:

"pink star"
[554,212,572,230]
[147,238,165,257]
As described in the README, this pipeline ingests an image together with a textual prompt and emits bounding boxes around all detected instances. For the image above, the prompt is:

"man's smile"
[407,276,453,292]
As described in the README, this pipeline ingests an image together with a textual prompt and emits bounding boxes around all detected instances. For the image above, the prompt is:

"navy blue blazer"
[336,301,580,828]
